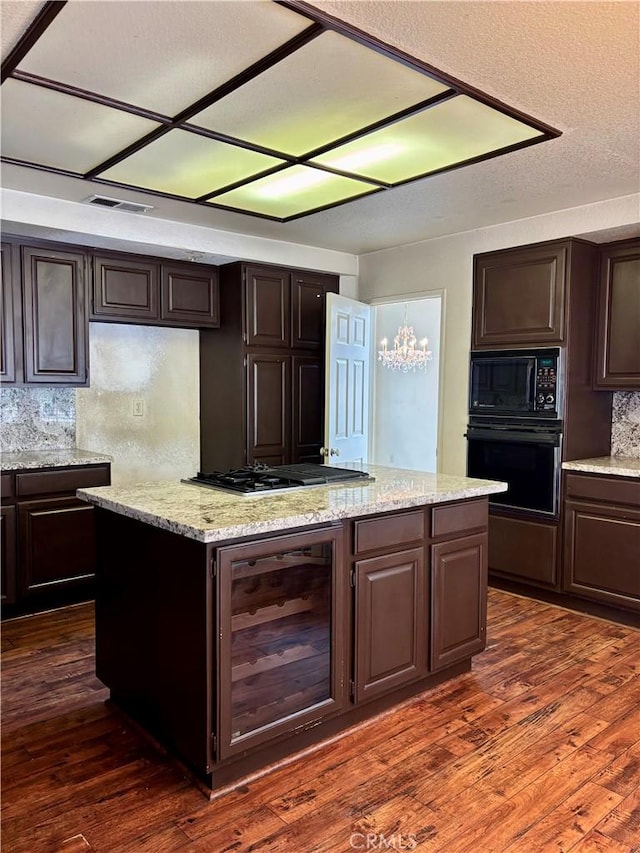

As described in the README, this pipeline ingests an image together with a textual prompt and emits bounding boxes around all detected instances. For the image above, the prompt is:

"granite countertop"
[78,463,508,544]
[1,448,113,471]
[562,456,640,479]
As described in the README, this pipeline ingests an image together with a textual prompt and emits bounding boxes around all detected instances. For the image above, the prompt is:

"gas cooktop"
[184,463,373,494]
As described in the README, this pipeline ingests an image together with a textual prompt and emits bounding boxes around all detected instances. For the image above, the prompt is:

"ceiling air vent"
[83,195,154,214]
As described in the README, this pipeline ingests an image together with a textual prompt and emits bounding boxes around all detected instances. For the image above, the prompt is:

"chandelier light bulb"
[378,305,432,373]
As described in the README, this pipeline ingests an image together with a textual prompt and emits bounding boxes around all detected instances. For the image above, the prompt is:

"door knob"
[320,447,330,457]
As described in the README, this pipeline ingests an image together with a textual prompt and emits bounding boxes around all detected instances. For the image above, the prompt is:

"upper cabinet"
[593,239,640,389]
[1,240,89,387]
[22,246,89,385]
[200,261,339,472]
[473,241,568,348]
[91,251,219,329]
[1,242,18,383]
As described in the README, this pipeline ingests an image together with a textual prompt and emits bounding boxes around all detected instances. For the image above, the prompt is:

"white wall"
[359,194,640,476]
[76,323,199,485]
[371,297,441,472]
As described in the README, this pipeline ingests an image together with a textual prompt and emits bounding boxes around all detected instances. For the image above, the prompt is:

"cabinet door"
[22,246,88,385]
[246,353,290,465]
[473,243,567,348]
[1,505,17,605]
[594,240,640,389]
[18,497,97,596]
[291,272,338,349]
[92,254,160,321]
[161,264,219,327]
[488,512,558,589]
[245,265,290,348]
[1,242,17,383]
[354,547,426,702]
[292,355,323,464]
[563,499,640,612]
[217,526,346,758]
[431,533,487,671]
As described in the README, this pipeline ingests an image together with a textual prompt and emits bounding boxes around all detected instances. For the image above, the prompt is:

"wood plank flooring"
[2,591,639,852]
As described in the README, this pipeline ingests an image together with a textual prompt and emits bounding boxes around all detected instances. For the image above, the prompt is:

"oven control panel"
[535,358,558,412]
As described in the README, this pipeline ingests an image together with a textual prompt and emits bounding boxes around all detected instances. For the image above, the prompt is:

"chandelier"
[378,304,432,373]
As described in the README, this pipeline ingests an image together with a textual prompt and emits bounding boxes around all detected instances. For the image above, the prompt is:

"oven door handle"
[465,429,561,446]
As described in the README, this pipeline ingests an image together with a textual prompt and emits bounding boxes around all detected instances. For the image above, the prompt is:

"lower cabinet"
[95,497,489,791]
[1,505,17,605]
[431,533,488,670]
[488,512,558,589]
[563,473,640,613]
[354,547,426,702]
[1,463,111,614]
[18,497,98,597]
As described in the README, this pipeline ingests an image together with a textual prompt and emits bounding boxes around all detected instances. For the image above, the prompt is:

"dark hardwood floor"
[2,591,639,852]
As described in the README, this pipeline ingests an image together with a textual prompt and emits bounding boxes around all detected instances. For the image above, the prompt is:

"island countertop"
[77,464,508,543]
[562,456,640,479]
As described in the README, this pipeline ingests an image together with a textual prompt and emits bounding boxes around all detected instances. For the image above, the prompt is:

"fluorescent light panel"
[207,165,379,218]
[311,96,544,184]
[190,31,448,157]
[1,0,558,220]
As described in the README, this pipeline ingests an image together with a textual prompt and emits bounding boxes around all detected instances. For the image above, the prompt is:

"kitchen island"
[79,464,507,794]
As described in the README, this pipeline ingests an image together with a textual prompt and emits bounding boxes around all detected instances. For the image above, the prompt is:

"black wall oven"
[466,421,562,517]
[467,347,564,518]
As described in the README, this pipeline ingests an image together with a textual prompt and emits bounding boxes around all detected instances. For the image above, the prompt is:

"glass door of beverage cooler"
[217,526,346,758]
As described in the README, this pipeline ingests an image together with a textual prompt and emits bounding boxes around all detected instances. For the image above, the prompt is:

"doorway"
[370,295,442,472]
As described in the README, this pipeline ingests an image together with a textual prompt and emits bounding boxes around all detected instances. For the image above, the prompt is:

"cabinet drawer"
[565,473,640,507]
[431,499,488,538]
[15,465,110,498]
[354,510,425,555]
[1,473,15,499]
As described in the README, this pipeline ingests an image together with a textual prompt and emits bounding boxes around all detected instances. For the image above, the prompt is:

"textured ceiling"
[1,0,639,254]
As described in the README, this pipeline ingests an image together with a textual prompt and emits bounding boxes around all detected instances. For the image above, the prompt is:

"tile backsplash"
[611,391,640,458]
[0,387,76,452]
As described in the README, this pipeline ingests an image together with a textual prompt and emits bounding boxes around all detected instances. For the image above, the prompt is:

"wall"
[358,194,639,475]
[0,387,75,452]
[612,392,640,458]
[76,323,199,486]
[371,297,441,472]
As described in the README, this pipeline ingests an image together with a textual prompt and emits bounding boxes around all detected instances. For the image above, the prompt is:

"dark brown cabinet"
[160,264,219,327]
[200,261,338,471]
[92,254,160,322]
[2,239,89,386]
[488,513,558,589]
[431,532,487,670]
[246,352,290,466]
[94,495,490,792]
[473,242,568,348]
[594,239,640,389]
[1,242,18,383]
[354,547,426,702]
[91,252,219,329]
[1,505,17,605]
[1,463,111,614]
[21,246,89,385]
[245,265,290,348]
[292,355,324,463]
[563,472,640,613]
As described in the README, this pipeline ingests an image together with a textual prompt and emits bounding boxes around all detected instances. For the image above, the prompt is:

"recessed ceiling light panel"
[0,0,560,221]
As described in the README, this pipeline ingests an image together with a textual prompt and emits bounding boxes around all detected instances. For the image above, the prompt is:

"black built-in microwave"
[469,348,561,420]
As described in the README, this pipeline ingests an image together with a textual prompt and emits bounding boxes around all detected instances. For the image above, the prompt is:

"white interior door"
[324,293,371,466]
